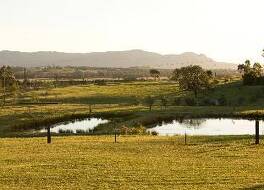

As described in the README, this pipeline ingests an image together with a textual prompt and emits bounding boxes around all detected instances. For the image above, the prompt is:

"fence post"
[47,127,51,144]
[184,132,187,145]
[114,128,117,143]
[255,120,259,145]
[89,104,92,114]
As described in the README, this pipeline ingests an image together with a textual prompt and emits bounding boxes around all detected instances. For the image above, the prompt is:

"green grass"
[0,135,264,190]
[197,81,264,106]
[23,81,180,104]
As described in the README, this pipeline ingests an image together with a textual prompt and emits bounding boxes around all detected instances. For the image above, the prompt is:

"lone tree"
[150,69,160,80]
[144,96,155,111]
[171,65,213,97]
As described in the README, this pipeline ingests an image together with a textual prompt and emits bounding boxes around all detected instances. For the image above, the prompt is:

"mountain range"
[0,49,236,69]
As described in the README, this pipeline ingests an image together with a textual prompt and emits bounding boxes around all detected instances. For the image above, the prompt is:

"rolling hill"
[0,49,236,69]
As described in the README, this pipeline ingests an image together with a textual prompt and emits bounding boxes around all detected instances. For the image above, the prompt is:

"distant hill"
[0,49,237,69]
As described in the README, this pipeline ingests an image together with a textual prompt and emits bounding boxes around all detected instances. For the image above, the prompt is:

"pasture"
[0,135,263,190]
[1,80,264,136]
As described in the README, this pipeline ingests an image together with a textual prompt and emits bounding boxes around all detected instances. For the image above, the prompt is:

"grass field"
[0,135,264,190]
[1,80,264,189]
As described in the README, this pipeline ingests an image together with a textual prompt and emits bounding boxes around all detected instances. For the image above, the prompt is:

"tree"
[150,69,160,80]
[171,65,213,97]
[244,60,251,73]
[237,64,245,73]
[0,66,16,106]
[10,82,19,104]
[22,67,30,89]
[238,60,263,85]
[206,70,213,78]
[253,62,262,77]
[54,72,59,88]
[144,96,155,111]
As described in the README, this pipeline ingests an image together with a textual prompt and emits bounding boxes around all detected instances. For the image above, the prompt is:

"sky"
[0,0,263,63]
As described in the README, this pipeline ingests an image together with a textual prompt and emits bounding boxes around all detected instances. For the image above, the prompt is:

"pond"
[41,118,108,133]
[148,119,264,136]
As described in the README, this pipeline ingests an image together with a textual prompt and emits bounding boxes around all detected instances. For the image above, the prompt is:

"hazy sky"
[1,0,263,63]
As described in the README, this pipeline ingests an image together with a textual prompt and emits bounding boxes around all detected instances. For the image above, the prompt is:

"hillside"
[0,50,236,69]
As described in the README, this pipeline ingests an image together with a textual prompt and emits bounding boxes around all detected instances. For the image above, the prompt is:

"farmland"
[1,80,264,136]
[0,135,263,190]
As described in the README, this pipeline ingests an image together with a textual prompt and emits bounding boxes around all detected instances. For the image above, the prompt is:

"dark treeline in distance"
[11,66,238,81]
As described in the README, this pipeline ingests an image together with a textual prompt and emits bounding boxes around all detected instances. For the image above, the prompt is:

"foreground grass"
[0,135,263,190]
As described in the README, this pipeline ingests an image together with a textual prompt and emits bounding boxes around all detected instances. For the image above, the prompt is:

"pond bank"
[2,105,264,137]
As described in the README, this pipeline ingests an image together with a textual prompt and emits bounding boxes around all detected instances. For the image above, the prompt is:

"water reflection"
[41,118,108,133]
[180,119,206,129]
[148,119,264,136]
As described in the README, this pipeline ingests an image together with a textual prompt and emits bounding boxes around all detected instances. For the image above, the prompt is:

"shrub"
[237,96,245,106]
[120,125,147,135]
[174,97,182,106]
[76,129,87,134]
[160,96,168,109]
[243,73,257,85]
[123,75,137,81]
[144,96,155,111]
[218,95,227,106]
[184,97,196,106]
[255,89,263,99]
[249,95,258,103]
[213,79,219,85]
[200,97,215,106]
[58,129,74,134]
[151,131,158,136]
[94,80,106,85]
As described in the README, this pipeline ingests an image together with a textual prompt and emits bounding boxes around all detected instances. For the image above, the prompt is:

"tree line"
[238,50,264,85]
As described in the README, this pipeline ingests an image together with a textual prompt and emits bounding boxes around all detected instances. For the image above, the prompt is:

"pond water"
[41,118,108,133]
[148,119,264,136]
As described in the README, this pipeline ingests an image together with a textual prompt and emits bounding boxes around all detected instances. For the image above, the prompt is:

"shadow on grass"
[242,184,264,190]
[49,95,140,105]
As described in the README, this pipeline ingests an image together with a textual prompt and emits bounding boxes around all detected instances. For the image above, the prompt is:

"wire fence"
[44,126,261,145]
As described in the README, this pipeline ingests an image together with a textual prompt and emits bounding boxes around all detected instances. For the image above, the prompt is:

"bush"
[237,96,245,106]
[119,125,147,135]
[94,80,106,85]
[151,131,158,136]
[255,89,263,99]
[123,75,137,81]
[144,96,155,111]
[200,98,216,106]
[224,78,229,83]
[218,95,227,106]
[174,97,182,106]
[76,129,87,134]
[249,95,258,103]
[184,97,196,106]
[58,129,74,134]
[213,79,219,85]
[160,96,168,109]
[243,73,257,85]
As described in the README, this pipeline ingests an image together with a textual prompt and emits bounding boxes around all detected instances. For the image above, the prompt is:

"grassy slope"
[0,136,264,190]
[24,81,179,104]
